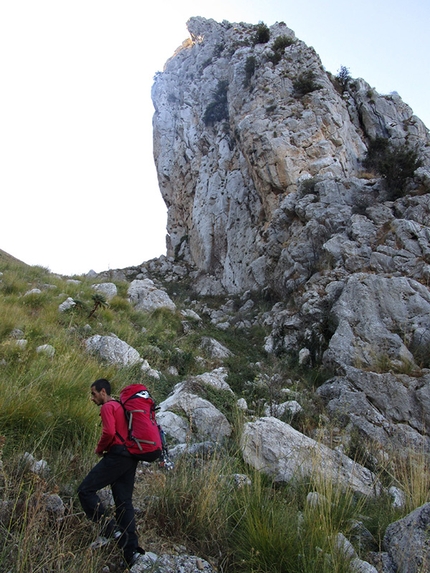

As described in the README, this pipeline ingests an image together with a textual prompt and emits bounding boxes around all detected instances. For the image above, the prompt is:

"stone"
[156,410,190,443]
[263,400,302,418]
[58,297,76,312]
[241,417,379,496]
[91,282,118,300]
[130,552,216,573]
[128,279,176,312]
[199,337,233,359]
[317,367,430,452]
[85,334,141,366]
[36,344,55,357]
[158,382,232,442]
[383,503,430,573]
[43,494,65,519]
[24,288,42,296]
[22,452,49,475]
[193,367,233,392]
[323,274,430,371]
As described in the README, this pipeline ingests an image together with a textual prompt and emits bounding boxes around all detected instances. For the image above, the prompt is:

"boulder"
[128,279,176,312]
[323,274,430,371]
[91,282,118,300]
[317,367,430,452]
[383,503,430,573]
[158,382,231,442]
[199,337,233,359]
[193,367,233,392]
[263,400,302,418]
[58,297,76,312]
[36,344,55,357]
[156,410,189,444]
[241,417,378,496]
[85,334,141,366]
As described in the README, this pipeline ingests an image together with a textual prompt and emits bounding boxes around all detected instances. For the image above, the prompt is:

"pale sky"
[1,0,428,276]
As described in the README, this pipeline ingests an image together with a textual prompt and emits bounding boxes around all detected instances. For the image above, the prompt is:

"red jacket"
[95,400,128,455]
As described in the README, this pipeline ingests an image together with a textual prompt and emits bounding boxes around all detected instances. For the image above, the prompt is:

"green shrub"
[203,80,229,126]
[266,35,295,66]
[363,137,422,199]
[267,50,283,65]
[293,70,322,96]
[253,22,270,45]
[336,65,351,90]
[273,34,295,51]
[243,56,256,87]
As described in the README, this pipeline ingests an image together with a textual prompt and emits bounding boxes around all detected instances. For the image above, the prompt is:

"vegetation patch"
[243,56,257,88]
[363,136,422,199]
[267,34,296,65]
[203,80,229,126]
[293,70,322,97]
[252,22,270,45]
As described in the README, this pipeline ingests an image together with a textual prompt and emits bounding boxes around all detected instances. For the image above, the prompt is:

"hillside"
[0,248,28,267]
[0,253,428,572]
[1,17,430,573]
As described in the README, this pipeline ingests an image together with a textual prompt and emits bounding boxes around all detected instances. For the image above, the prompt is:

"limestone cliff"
[152,17,430,297]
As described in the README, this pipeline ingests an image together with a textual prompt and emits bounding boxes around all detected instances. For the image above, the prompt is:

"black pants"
[77,446,139,561]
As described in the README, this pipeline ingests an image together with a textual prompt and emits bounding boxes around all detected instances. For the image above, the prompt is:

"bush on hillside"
[293,70,322,97]
[273,34,295,52]
[243,56,257,87]
[363,137,422,199]
[336,65,351,90]
[253,22,270,45]
[203,80,229,126]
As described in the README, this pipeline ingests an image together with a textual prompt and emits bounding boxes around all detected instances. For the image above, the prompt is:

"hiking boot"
[90,536,110,550]
[125,546,146,567]
[101,517,124,542]
[128,551,158,572]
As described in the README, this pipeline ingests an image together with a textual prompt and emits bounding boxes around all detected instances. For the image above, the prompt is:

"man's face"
[90,387,106,406]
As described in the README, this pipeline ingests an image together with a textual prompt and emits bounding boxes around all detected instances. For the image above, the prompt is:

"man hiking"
[77,378,160,568]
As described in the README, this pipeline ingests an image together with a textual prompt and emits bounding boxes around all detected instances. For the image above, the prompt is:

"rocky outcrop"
[152,17,430,297]
[317,367,430,452]
[151,18,430,457]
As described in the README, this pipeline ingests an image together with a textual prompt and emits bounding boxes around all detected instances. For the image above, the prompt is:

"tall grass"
[0,471,119,572]
[138,445,369,573]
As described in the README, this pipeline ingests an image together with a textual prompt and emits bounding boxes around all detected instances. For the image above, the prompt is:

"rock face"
[152,17,430,296]
[151,16,430,456]
[317,366,430,452]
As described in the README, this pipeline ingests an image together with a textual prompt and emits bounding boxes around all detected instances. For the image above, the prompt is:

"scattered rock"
[85,334,141,366]
[91,282,118,300]
[128,279,176,312]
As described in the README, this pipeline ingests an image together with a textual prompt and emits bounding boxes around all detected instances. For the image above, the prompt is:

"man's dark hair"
[91,378,111,394]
